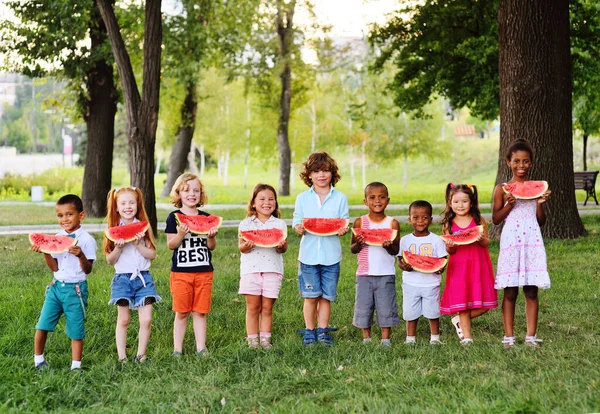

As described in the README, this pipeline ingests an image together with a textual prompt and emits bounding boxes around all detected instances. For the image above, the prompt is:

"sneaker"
[429,338,444,345]
[362,338,372,345]
[260,337,273,350]
[380,339,391,347]
[35,360,49,371]
[134,354,149,363]
[247,337,260,349]
[460,338,473,345]
[195,349,208,357]
[404,338,416,345]
[171,351,183,358]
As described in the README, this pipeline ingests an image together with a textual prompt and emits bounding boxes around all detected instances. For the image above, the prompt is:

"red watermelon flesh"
[105,221,150,242]
[440,225,483,246]
[502,180,548,199]
[302,218,349,236]
[175,213,223,234]
[402,250,447,273]
[240,228,287,248]
[351,228,398,246]
[29,233,78,254]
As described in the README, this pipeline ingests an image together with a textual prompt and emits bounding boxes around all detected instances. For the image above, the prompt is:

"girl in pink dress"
[492,140,551,348]
[440,183,498,344]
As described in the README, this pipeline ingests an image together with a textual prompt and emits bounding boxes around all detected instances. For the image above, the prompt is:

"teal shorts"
[35,280,88,340]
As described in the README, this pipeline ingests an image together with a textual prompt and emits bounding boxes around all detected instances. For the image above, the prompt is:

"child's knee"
[503,287,519,302]
[523,286,538,300]
[117,315,131,328]
[176,311,191,320]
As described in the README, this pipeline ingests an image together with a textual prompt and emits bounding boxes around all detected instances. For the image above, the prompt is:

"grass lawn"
[0,217,599,412]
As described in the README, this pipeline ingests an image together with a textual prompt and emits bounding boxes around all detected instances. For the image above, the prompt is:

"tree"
[1,0,118,217]
[497,0,585,238]
[96,0,162,233]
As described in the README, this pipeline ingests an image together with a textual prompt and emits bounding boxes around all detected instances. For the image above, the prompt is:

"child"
[104,187,160,363]
[292,151,349,345]
[350,182,401,346]
[238,184,288,349]
[166,173,218,356]
[31,194,97,370]
[440,184,498,344]
[492,139,551,348]
[397,200,447,345]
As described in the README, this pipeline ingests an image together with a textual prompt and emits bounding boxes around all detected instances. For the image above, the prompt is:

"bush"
[0,167,83,200]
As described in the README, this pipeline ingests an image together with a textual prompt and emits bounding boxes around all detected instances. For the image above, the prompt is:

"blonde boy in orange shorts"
[166,173,219,356]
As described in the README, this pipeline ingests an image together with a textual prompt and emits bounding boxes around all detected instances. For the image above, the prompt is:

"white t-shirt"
[113,218,151,274]
[399,233,447,287]
[356,215,396,276]
[51,227,97,283]
[239,215,286,275]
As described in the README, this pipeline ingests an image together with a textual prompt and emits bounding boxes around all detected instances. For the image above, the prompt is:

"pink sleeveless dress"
[495,199,550,289]
[440,219,498,314]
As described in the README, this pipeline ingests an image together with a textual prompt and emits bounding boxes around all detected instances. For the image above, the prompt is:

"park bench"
[574,171,599,205]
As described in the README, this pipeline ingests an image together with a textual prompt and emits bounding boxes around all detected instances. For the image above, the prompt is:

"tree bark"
[276,0,295,196]
[161,81,198,197]
[96,0,162,234]
[496,0,585,238]
[583,133,588,171]
[82,1,117,218]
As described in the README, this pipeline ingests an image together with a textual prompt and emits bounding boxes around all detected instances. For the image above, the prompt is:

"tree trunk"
[161,81,198,197]
[583,133,588,171]
[97,0,162,234]
[82,1,117,218]
[496,0,585,238]
[275,0,295,196]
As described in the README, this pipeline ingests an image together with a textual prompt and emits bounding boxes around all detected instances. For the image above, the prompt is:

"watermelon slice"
[502,180,548,199]
[402,250,447,274]
[302,218,349,236]
[175,213,223,235]
[440,225,483,246]
[29,233,78,254]
[240,228,287,248]
[105,221,150,242]
[351,228,398,246]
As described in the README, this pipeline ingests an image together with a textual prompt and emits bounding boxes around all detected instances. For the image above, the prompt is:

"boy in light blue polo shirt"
[293,152,349,345]
[30,194,97,370]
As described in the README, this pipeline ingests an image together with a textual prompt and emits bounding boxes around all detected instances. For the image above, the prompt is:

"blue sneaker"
[35,360,49,371]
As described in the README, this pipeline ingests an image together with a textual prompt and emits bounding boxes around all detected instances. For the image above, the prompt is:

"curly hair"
[246,183,280,218]
[505,139,534,162]
[299,151,341,187]
[169,173,207,208]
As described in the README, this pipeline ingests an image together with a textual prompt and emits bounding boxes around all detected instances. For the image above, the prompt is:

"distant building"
[454,124,478,137]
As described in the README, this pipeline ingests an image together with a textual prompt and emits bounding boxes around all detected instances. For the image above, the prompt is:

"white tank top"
[356,215,396,276]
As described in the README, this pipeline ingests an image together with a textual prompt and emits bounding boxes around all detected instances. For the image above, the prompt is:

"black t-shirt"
[165,210,214,272]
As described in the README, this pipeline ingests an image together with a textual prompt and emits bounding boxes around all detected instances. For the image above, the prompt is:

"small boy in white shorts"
[397,200,448,345]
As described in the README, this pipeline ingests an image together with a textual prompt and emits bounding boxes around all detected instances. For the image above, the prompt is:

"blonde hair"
[103,187,156,254]
[246,183,280,218]
[169,173,207,208]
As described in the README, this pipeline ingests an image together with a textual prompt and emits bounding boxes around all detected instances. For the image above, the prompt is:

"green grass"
[0,217,599,411]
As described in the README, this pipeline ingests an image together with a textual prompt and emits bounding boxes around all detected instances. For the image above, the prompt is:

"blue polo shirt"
[292,186,349,266]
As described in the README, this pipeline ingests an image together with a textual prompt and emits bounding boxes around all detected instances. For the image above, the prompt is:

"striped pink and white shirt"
[356,215,396,276]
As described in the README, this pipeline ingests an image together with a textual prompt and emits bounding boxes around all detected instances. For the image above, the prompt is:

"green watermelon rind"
[175,213,223,235]
[351,228,398,246]
[402,250,447,274]
[440,225,483,246]
[240,228,288,248]
[105,221,150,242]
[502,180,548,200]
[302,218,349,236]
[29,233,78,254]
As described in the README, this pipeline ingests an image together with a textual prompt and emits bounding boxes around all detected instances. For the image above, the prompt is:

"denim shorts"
[298,262,340,301]
[36,280,88,340]
[109,271,162,309]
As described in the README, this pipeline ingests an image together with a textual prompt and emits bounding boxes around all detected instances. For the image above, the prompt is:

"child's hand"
[177,224,190,236]
[434,266,446,275]
[538,189,551,204]
[276,240,287,250]
[398,257,413,272]
[115,239,126,248]
[207,227,219,238]
[354,233,366,245]
[294,224,305,236]
[382,239,393,248]
[503,192,517,206]
[443,238,455,249]
[338,226,349,236]
[69,245,84,258]
[30,244,43,253]
[240,238,255,251]
[132,232,145,245]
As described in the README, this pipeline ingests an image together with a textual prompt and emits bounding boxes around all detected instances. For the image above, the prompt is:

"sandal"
[502,336,516,348]
[460,338,473,345]
[525,336,543,348]
[451,315,464,340]
[134,354,149,363]
[317,327,338,346]
[260,337,272,350]
[297,328,317,346]
[247,337,260,349]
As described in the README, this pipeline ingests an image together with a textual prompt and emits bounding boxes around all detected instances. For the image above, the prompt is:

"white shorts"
[402,283,440,321]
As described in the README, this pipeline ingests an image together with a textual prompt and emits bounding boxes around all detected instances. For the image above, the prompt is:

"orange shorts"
[170,271,214,314]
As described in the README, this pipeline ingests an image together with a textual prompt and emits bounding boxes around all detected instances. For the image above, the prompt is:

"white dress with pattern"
[495,199,550,289]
